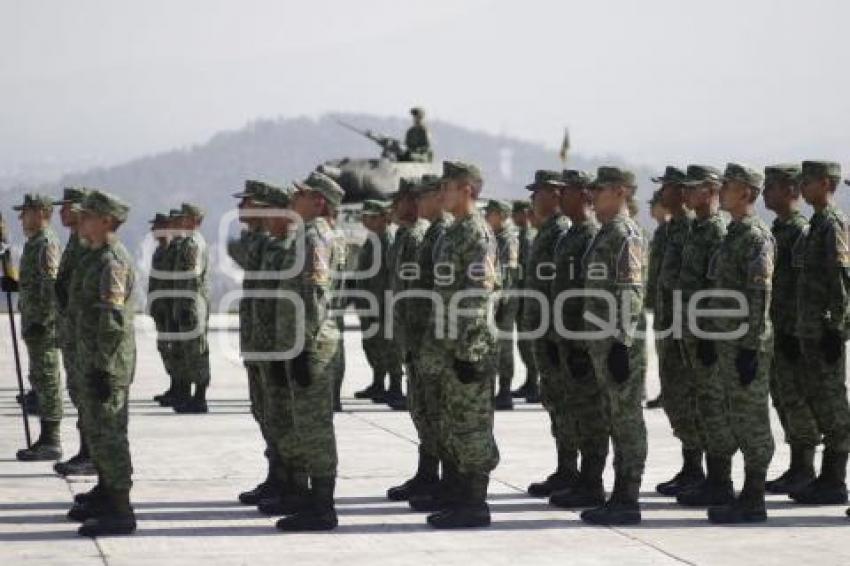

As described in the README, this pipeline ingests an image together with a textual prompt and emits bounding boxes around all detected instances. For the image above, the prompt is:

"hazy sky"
[2,0,850,177]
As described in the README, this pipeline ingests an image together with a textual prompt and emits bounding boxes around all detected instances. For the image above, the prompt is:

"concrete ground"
[1,314,849,565]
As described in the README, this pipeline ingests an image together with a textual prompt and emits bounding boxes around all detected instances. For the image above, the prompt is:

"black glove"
[735,348,758,386]
[607,342,630,384]
[1,276,19,293]
[23,322,46,340]
[546,341,560,366]
[567,347,593,380]
[454,358,479,384]
[292,350,311,387]
[89,369,113,402]
[820,328,845,365]
[697,340,718,367]
[777,333,801,362]
[269,360,288,385]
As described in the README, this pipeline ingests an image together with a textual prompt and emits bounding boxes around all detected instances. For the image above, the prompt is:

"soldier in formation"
[510,199,540,402]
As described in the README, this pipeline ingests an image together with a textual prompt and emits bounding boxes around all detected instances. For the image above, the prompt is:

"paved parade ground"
[1,315,849,565]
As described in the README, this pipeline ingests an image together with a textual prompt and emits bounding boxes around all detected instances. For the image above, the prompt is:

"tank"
[318,158,441,203]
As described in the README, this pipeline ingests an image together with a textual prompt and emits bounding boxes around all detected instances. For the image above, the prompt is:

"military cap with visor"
[441,160,483,184]
[590,166,637,189]
[799,160,841,181]
[233,179,278,199]
[254,185,293,208]
[526,169,566,191]
[180,202,205,219]
[294,170,345,207]
[148,212,170,225]
[682,165,723,187]
[484,199,512,215]
[721,162,764,190]
[53,187,89,207]
[512,200,533,213]
[413,174,443,196]
[361,199,390,216]
[651,166,687,185]
[13,193,54,212]
[80,190,130,223]
[764,164,801,185]
[562,169,593,188]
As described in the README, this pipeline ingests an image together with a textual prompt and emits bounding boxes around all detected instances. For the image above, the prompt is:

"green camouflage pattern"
[171,230,211,391]
[494,222,520,381]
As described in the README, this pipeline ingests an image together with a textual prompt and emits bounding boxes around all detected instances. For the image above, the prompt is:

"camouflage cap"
[53,186,89,206]
[168,208,186,218]
[80,190,129,223]
[799,160,841,181]
[562,169,593,188]
[12,193,54,211]
[233,179,278,199]
[526,169,566,191]
[512,200,532,213]
[413,174,443,196]
[148,212,170,225]
[441,160,483,184]
[180,202,205,218]
[361,199,390,216]
[255,185,293,208]
[764,163,801,185]
[484,199,512,215]
[294,171,345,207]
[590,166,637,188]
[721,162,764,189]
[682,164,723,187]
[651,166,687,185]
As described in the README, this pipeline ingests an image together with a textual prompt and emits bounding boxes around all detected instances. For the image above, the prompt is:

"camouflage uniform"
[515,221,539,391]
[404,123,432,162]
[392,217,430,373]
[328,222,348,408]
[19,224,62,423]
[149,238,175,380]
[493,222,520,390]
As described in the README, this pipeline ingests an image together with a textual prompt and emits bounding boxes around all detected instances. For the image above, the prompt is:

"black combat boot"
[549,447,607,508]
[239,451,279,505]
[69,473,109,523]
[174,382,209,414]
[494,375,514,410]
[152,383,173,403]
[766,445,816,494]
[511,371,539,400]
[656,448,705,497]
[410,460,460,512]
[17,420,62,462]
[74,481,105,505]
[790,449,849,504]
[21,390,40,415]
[580,475,641,526]
[528,445,579,497]
[387,448,440,501]
[259,470,311,516]
[55,432,96,476]
[708,468,768,524]
[276,476,338,532]
[385,373,407,410]
[333,377,343,412]
[427,473,491,529]
[78,489,137,537]
[165,380,191,409]
[355,371,386,401]
[676,454,735,507]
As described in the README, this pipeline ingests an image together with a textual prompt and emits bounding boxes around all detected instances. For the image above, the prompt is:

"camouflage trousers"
[658,338,703,451]
[332,317,345,399]
[494,300,519,383]
[557,341,610,454]
[245,362,271,445]
[278,338,340,477]
[687,338,736,459]
[800,338,850,452]
[261,361,294,480]
[515,300,538,382]
[770,342,820,447]
[420,339,500,475]
[713,343,775,473]
[173,333,211,390]
[533,337,580,456]
[360,316,402,378]
[80,382,132,490]
[589,339,647,483]
[408,346,442,459]
[24,335,62,422]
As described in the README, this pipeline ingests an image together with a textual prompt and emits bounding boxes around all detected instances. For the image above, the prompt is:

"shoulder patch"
[100,259,129,306]
[833,221,850,268]
[748,236,775,289]
[41,240,61,278]
[616,233,644,285]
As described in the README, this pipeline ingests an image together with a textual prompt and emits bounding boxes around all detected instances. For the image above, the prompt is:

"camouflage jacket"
[770,211,807,336]
[655,213,692,331]
[355,229,393,321]
[552,217,600,338]
[55,232,83,314]
[391,218,429,353]
[74,235,136,384]
[274,218,340,353]
[431,212,498,362]
[147,241,170,330]
[171,231,210,331]
[583,213,645,349]
[678,212,726,339]
[522,214,570,333]
[227,228,270,354]
[645,221,667,312]
[19,226,60,339]
[796,203,850,338]
[253,235,291,357]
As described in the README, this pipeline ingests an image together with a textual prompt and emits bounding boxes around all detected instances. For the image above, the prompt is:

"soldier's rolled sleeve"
[302,231,333,351]
[455,238,496,363]
[824,223,850,333]
[93,259,129,374]
[614,234,645,347]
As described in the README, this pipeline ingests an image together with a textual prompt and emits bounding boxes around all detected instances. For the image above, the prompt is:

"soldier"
[762,164,820,494]
[6,194,63,461]
[387,180,427,410]
[269,171,344,532]
[149,213,175,404]
[523,170,575,498]
[547,169,609,509]
[790,161,850,507]
[700,163,775,524]
[644,188,669,409]
[651,167,706,497]
[227,180,279,505]
[415,160,499,529]
[510,200,540,402]
[324,196,348,412]
[484,199,520,410]
[154,209,185,407]
[396,175,451,505]
[675,165,733,508]
[70,190,137,537]
[53,187,95,476]
[354,200,396,403]
[580,166,648,525]
[171,203,211,413]
[404,107,433,162]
